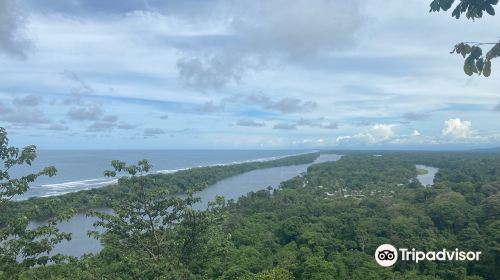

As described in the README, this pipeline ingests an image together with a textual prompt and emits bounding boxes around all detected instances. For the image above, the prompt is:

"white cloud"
[336,124,398,145]
[442,118,473,139]
[0,0,32,58]
[371,124,397,141]
[1,1,500,149]
[176,0,364,90]
[292,138,325,146]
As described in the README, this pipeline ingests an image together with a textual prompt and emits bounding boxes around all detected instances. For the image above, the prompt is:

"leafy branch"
[451,41,500,76]
[430,0,499,76]
[0,127,72,277]
[430,0,498,20]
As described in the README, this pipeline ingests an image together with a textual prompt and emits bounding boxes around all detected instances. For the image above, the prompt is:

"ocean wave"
[41,178,118,190]
[22,151,316,199]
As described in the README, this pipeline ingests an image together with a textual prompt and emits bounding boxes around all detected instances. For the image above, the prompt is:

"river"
[31,154,341,257]
[416,164,439,187]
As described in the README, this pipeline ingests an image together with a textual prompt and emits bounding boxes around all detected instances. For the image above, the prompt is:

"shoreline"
[18,150,318,201]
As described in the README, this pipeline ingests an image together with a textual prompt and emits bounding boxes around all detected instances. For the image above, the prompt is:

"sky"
[0,0,499,150]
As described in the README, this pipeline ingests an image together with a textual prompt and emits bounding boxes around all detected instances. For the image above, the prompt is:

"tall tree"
[90,159,229,279]
[0,127,71,277]
[430,0,499,76]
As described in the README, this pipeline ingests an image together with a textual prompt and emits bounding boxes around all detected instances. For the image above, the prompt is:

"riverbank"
[18,150,317,200]
[31,153,341,257]
[1,152,320,227]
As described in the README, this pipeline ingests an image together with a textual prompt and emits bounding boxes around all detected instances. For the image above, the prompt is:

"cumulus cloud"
[86,121,116,132]
[296,118,338,129]
[144,128,165,137]
[177,56,244,90]
[176,0,364,89]
[47,123,69,131]
[236,119,265,127]
[0,108,51,125]
[68,104,104,121]
[0,0,32,58]
[13,94,43,106]
[85,113,122,132]
[223,93,317,114]
[336,124,397,145]
[292,138,326,146]
[273,123,297,130]
[371,124,397,140]
[0,101,51,125]
[442,118,473,139]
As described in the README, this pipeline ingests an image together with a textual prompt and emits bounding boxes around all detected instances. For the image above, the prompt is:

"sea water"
[12,150,311,199]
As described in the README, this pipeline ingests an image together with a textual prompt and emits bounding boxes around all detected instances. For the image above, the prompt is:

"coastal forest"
[1,129,499,279]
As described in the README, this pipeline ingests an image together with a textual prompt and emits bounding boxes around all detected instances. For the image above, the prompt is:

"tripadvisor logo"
[375,244,398,267]
[375,244,481,267]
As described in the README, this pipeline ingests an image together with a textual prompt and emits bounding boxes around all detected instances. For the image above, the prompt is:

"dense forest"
[1,128,499,279]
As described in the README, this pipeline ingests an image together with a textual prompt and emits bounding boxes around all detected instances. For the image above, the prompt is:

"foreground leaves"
[0,127,72,278]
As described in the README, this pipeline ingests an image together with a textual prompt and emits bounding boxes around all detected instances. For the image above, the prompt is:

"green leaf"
[485,4,495,15]
[463,58,475,76]
[464,44,472,54]
[452,6,461,18]
[440,0,454,10]
[469,46,482,59]
[430,1,440,12]
[483,60,492,77]
[486,43,500,60]
[476,58,485,73]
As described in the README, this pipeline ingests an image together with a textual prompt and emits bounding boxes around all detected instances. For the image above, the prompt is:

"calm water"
[31,154,341,257]
[14,150,311,199]
[416,164,439,187]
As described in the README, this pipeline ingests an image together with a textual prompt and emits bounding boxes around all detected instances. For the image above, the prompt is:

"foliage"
[87,159,231,279]
[451,42,499,76]
[430,0,497,20]
[5,150,500,279]
[430,0,499,77]
[0,128,71,278]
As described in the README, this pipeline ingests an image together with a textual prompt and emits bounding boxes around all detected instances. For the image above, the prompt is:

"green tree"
[90,159,229,279]
[428,191,470,231]
[301,256,338,280]
[0,127,71,277]
[430,0,499,76]
[238,268,294,280]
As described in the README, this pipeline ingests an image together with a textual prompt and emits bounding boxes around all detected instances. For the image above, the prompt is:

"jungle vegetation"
[1,126,499,279]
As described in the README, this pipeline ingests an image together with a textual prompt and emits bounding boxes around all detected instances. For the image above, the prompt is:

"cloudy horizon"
[1,0,499,150]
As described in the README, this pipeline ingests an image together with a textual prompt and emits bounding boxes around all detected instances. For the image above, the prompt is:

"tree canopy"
[0,128,71,277]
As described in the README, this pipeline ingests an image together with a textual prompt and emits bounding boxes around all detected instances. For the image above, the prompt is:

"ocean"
[12,150,311,199]
[30,153,341,257]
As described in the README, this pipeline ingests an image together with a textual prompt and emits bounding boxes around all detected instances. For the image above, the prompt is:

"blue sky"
[0,0,499,149]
